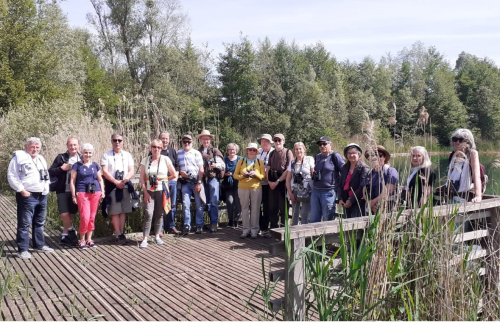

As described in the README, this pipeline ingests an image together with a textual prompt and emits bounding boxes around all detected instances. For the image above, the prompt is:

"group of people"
[7,128,483,259]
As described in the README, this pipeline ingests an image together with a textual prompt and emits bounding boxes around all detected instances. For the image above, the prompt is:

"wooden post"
[284,236,305,321]
[487,205,500,312]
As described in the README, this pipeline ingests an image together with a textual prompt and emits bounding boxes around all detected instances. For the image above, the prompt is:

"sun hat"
[257,134,272,145]
[197,129,214,140]
[364,145,391,163]
[343,143,362,158]
[243,142,259,153]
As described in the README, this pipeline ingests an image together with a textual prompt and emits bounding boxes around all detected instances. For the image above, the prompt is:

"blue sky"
[60,0,500,66]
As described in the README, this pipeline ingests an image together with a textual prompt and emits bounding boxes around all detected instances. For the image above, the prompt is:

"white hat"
[243,142,259,153]
[197,129,214,140]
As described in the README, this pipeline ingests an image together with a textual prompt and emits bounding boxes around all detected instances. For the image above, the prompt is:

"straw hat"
[243,142,259,153]
[364,145,391,163]
[197,129,214,140]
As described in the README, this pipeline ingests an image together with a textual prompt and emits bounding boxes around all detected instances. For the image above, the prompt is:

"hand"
[289,194,296,204]
[471,196,482,203]
[370,199,378,212]
[100,192,105,200]
[61,163,71,171]
[344,200,352,208]
[194,183,202,193]
[72,195,77,204]
[115,180,125,189]
[21,190,31,197]
[269,181,277,190]
[179,170,188,178]
[225,171,231,177]
[338,200,345,207]
[143,191,151,203]
[248,171,257,177]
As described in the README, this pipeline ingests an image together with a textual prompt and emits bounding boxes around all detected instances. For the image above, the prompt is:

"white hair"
[25,137,41,146]
[451,128,476,150]
[411,146,432,168]
[81,143,94,152]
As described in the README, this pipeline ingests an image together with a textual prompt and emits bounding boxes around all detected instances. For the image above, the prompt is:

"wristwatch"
[197,180,202,184]
[276,179,280,183]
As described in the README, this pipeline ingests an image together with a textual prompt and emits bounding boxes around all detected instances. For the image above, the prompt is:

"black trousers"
[259,185,270,231]
[268,181,287,229]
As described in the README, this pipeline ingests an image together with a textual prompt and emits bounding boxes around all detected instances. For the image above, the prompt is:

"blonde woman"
[402,146,435,208]
[285,142,315,225]
[139,139,177,248]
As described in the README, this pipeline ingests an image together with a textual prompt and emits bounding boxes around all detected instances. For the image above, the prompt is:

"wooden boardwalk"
[0,194,284,321]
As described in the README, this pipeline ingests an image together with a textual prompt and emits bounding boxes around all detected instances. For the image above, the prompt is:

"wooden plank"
[454,229,489,243]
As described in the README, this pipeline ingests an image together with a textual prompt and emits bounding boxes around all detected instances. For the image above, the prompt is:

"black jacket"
[337,161,370,206]
[48,152,82,193]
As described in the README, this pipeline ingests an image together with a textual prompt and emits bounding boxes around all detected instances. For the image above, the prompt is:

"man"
[309,136,345,223]
[158,131,180,234]
[8,137,54,260]
[48,137,82,246]
[197,130,225,233]
[177,134,205,234]
[101,133,136,243]
[267,134,293,229]
[257,134,274,237]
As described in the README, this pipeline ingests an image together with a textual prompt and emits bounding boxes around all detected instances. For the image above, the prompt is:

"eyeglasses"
[318,142,328,146]
[247,149,258,152]
[378,154,384,158]
[452,137,464,143]
[151,146,161,149]
[182,141,192,144]
[112,139,123,143]
[273,138,282,142]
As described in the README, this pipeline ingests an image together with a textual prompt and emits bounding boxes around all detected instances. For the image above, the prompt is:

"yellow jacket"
[234,158,265,189]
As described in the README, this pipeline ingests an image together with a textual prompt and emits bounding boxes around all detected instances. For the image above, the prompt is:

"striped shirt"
[177,148,203,176]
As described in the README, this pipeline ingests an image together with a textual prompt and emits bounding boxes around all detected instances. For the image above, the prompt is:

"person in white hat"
[234,143,265,239]
[197,130,225,233]
[257,134,274,237]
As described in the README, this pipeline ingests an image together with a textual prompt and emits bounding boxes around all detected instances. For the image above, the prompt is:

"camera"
[293,173,304,185]
[115,170,124,180]
[149,174,158,187]
[85,183,96,193]
[39,170,49,181]
[244,171,253,179]
[312,171,322,181]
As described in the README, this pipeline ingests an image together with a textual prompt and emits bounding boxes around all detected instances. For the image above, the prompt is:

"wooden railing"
[268,195,500,320]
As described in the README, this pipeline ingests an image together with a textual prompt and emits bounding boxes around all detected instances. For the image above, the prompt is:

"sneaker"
[240,232,249,239]
[155,238,164,245]
[17,251,31,260]
[195,226,203,234]
[34,245,54,253]
[79,240,88,250]
[68,229,78,245]
[118,234,128,244]
[262,230,270,238]
[182,226,190,235]
[210,224,217,233]
[60,236,72,247]
[251,234,257,239]
[86,240,97,248]
[139,240,148,248]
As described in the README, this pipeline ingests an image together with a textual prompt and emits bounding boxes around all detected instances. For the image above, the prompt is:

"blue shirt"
[362,165,398,199]
[72,162,101,192]
[312,152,345,190]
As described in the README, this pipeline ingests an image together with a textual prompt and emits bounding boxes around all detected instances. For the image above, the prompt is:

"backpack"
[448,151,487,193]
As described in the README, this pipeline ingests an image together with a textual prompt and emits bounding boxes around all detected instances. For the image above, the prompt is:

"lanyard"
[148,156,161,176]
[292,157,304,175]
[113,151,125,171]
[245,157,256,172]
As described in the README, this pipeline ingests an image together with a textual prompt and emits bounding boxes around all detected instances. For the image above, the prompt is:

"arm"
[233,159,244,181]
[167,162,178,181]
[48,154,70,177]
[470,150,482,202]
[140,164,151,203]
[286,171,295,204]
[70,170,77,204]
[194,165,204,193]
[97,170,105,199]
[7,158,29,196]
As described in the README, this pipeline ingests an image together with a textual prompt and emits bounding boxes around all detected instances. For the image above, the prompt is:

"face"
[82,149,93,160]
[294,144,305,157]
[346,148,360,163]
[182,139,193,151]
[318,141,331,155]
[200,136,211,148]
[411,151,424,167]
[368,152,385,168]
[247,148,258,158]
[159,133,169,149]
[273,137,284,150]
[67,139,79,156]
[151,143,162,156]
[25,142,41,158]
[452,136,466,152]
[261,139,271,151]
[112,135,123,151]
[227,146,237,156]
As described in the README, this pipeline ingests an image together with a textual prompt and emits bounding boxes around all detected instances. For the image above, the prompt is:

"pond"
[390,153,500,195]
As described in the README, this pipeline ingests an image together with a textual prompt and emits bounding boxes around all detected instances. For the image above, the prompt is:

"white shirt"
[258,147,274,185]
[101,150,135,176]
[8,151,50,194]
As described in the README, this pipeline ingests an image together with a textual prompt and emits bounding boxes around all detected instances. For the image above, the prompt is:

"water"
[391,153,500,195]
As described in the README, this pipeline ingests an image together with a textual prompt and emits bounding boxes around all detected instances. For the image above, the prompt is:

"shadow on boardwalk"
[0,194,284,321]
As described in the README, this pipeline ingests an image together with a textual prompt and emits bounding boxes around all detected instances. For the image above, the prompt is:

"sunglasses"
[452,137,464,143]
[247,149,258,152]
[273,138,282,142]
[112,139,123,143]
[151,146,161,149]
[318,142,328,146]
[182,141,192,144]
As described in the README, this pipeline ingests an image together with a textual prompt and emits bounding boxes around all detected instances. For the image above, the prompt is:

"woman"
[402,146,435,208]
[222,143,242,228]
[234,143,265,239]
[337,143,369,218]
[285,142,314,225]
[446,129,482,203]
[139,139,177,248]
[362,145,399,214]
[70,143,105,249]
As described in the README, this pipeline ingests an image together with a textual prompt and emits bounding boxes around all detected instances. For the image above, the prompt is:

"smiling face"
[294,144,305,158]
[159,133,170,149]
[318,141,331,155]
[346,148,360,164]
[227,146,237,157]
[67,138,79,156]
[246,147,258,159]
[411,151,424,167]
[25,142,41,159]
[260,139,271,151]
[200,136,211,148]
[111,135,123,152]
[273,137,284,150]
[82,149,93,162]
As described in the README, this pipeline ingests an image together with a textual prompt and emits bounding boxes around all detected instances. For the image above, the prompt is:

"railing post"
[284,236,305,321]
[487,206,500,302]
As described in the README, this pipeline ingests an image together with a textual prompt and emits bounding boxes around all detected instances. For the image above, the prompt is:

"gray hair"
[451,128,476,150]
[111,133,123,140]
[226,143,239,153]
[293,142,307,153]
[26,137,41,146]
[81,143,94,152]
[158,131,170,139]
[411,146,432,168]
[66,137,79,145]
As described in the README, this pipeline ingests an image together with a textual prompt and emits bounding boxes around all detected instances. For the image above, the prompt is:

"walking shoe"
[60,236,73,247]
[139,240,148,248]
[68,229,78,245]
[210,224,217,233]
[240,232,249,239]
[227,221,233,228]
[251,233,257,239]
[155,238,164,245]
[195,226,203,234]
[167,228,181,235]
[118,234,128,244]
[79,240,88,250]
[261,230,270,238]
[182,226,190,235]
[34,245,54,253]
[86,240,97,248]
[17,251,31,260]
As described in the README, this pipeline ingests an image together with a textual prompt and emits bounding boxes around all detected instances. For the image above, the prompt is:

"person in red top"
[337,143,369,218]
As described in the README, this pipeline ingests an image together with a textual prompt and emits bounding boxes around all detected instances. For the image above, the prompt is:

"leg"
[309,189,321,223]
[300,201,310,225]
[291,194,300,226]
[250,189,262,236]
[77,192,91,236]
[181,183,193,229]
[225,188,235,224]
[119,213,126,233]
[238,188,250,235]
[143,193,155,238]
[276,182,287,227]
[166,181,178,229]
[111,214,121,235]
[194,187,205,228]
[260,184,270,232]
[205,178,220,224]
[88,192,101,233]
[32,194,47,249]
[16,193,36,252]
[268,187,279,229]
[325,190,336,221]
[153,191,164,236]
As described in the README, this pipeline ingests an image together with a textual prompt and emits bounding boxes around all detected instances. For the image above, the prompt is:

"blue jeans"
[165,180,178,229]
[16,192,47,252]
[309,189,336,223]
[204,178,220,225]
[181,182,204,229]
